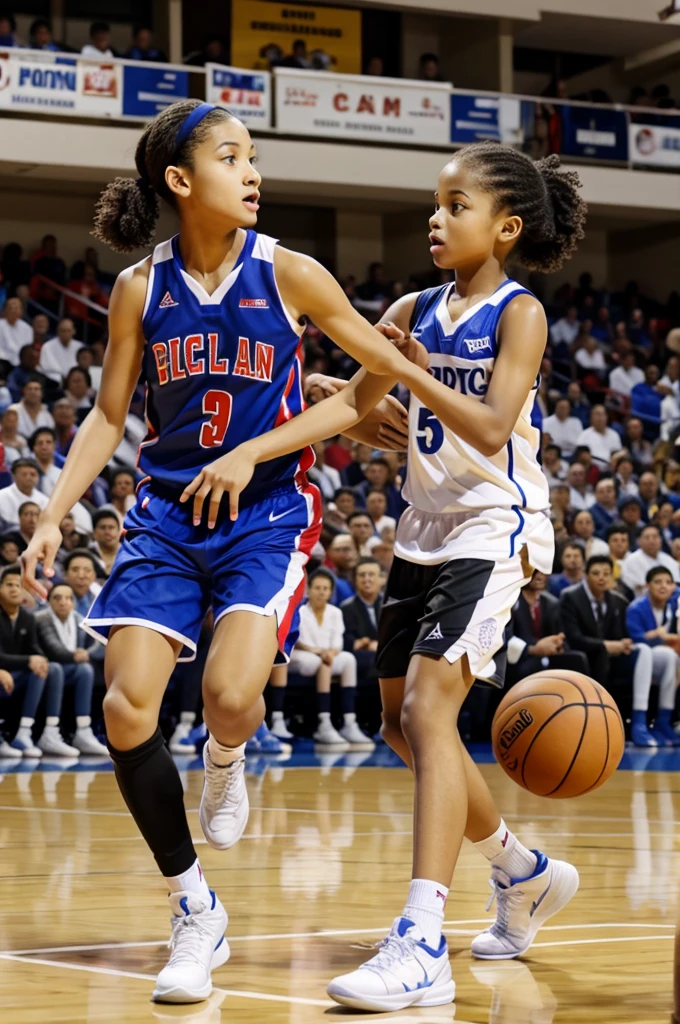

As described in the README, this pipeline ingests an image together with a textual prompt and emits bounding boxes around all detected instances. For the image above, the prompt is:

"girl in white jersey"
[208,142,587,1012]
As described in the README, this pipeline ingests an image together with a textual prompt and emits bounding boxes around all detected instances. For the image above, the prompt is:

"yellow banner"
[231,0,361,74]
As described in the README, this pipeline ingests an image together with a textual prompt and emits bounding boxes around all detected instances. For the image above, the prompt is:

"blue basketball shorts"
[82,478,322,662]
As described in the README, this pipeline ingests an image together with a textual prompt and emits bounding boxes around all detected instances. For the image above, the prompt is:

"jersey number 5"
[199,389,233,448]
[416,407,444,455]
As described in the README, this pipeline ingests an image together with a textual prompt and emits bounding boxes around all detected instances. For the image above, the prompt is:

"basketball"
[491,670,625,798]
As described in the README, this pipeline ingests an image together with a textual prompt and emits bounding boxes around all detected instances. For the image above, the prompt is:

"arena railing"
[0,46,678,172]
[28,274,108,345]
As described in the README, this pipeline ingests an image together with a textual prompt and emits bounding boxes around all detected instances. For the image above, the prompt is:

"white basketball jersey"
[403,280,549,518]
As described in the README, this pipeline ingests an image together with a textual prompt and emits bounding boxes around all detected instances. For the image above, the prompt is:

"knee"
[103,684,152,737]
[46,663,63,686]
[380,712,403,749]
[203,676,261,720]
[75,662,94,682]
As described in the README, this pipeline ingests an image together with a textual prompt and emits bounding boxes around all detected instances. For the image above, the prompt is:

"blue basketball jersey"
[138,230,312,495]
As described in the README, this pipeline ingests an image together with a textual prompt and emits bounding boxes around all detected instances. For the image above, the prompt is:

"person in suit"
[626,566,680,748]
[341,557,384,683]
[560,555,658,745]
[507,570,589,683]
[34,583,107,755]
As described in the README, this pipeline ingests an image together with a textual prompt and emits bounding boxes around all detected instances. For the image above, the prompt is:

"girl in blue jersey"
[21,99,418,1005]
[216,143,588,1011]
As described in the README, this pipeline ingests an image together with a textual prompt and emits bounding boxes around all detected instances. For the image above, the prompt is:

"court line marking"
[2,921,674,957]
[0,954,332,1007]
[529,935,674,950]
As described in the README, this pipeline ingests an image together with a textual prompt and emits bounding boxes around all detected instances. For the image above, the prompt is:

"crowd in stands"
[3,228,680,756]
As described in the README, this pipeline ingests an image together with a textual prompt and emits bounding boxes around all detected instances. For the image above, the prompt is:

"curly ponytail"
[93,99,235,254]
[456,142,587,273]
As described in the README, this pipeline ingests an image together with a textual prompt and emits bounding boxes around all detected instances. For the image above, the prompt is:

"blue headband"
[175,103,216,151]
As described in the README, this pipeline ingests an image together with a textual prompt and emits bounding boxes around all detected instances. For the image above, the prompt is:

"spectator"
[629,308,651,351]
[591,307,613,346]
[308,441,341,500]
[29,235,67,314]
[184,36,227,67]
[29,18,61,51]
[63,550,103,617]
[507,570,589,681]
[574,332,607,377]
[621,524,680,597]
[0,538,19,566]
[0,408,26,464]
[57,513,90,565]
[606,524,630,581]
[623,416,654,473]
[418,52,442,81]
[31,313,50,348]
[278,39,311,69]
[29,426,60,495]
[549,482,571,524]
[347,511,375,557]
[64,264,109,329]
[81,21,114,59]
[39,318,83,384]
[0,459,49,528]
[609,350,644,398]
[566,380,591,427]
[571,509,609,559]
[289,570,372,747]
[35,584,107,754]
[0,12,19,47]
[0,565,74,759]
[4,500,40,555]
[577,406,622,470]
[341,557,383,681]
[660,387,680,442]
[365,56,384,76]
[590,477,620,538]
[638,471,661,521]
[323,434,353,473]
[614,453,639,497]
[343,442,373,487]
[631,365,663,431]
[7,346,49,406]
[89,509,121,577]
[626,566,680,747]
[64,367,93,417]
[541,444,568,487]
[356,263,391,306]
[0,298,33,367]
[618,495,645,552]
[101,467,136,523]
[52,399,78,457]
[653,500,676,551]
[1,243,30,298]
[543,397,583,458]
[10,378,54,438]
[660,355,680,397]
[324,486,356,531]
[126,25,167,62]
[566,462,595,511]
[549,542,585,597]
[325,534,357,604]
[549,305,580,350]
[354,456,401,518]
[365,489,396,537]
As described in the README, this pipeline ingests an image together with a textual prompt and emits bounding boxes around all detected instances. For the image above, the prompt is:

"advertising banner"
[122,63,188,118]
[0,50,120,116]
[451,92,522,145]
[629,121,680,168]
[231,0,361,74]
[206,64,271,128]
[275,68,450,145]
[560,104,628,162]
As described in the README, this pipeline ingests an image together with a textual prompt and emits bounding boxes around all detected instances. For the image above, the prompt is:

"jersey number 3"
[416,407,444,455]
[199,389,233,448]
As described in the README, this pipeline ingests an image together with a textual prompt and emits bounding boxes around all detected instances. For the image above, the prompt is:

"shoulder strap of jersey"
[409,285,448,331]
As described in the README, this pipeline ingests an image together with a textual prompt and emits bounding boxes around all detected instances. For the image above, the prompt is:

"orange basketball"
[491,670,625,798]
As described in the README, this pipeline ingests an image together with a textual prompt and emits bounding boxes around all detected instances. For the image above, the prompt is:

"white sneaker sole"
[327,977,456,1011]
[152,936,230,1003]
[472,860,579,961]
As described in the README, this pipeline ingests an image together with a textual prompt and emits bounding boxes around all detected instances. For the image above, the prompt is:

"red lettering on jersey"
[169,337,186,381]
[254,341,274,383]
[208,332,228,374]
[185,334,205,376]
[383,96,400,117]
[152,342,169,386]
[357,94,375,115]
[233,335,254,377]
[333,91,349,112]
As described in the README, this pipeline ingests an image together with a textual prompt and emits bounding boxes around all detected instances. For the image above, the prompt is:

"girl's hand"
[180,445,258,527]
[377,322,430,371]
[20,521,62,600]
[376,395,409,451]
[304,373,340,405]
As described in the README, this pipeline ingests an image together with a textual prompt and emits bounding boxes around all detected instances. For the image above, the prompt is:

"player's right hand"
[20,521,62,600]
[377,322,430,371]
[180,444,258,526]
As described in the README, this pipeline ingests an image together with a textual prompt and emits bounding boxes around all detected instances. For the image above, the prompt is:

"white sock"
[403,878,448,948]
[207,734,245,767]
[76,716,91,730]
[271,711,284,723]
[343,712,356,726]
[318,711,331,725]
[44,716,59,730]
[474,818,537,880]
[18,717,34,733]
[165,858,211,902]
[180,711,196,726]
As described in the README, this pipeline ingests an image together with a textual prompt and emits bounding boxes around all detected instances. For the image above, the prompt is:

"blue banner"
[122,65,188,117]
[560,104,628,162]
[451,93,500,143]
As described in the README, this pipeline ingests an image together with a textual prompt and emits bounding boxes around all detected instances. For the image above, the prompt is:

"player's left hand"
[180,445,257,526]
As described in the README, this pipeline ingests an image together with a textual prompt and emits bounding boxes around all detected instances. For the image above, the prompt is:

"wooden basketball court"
[0,749,677,1023]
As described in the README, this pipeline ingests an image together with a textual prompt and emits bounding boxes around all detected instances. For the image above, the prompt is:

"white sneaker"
[199,744,249,850]
[153,890,229,1004]
[11,730,42,758]
[72,727,109,756]
[471,852,579,960]
[170,722,196,755]
[313,720,350,748]
[37,727,80,758]
[327,916,455,1012]
[0,739,19,758]
[270,717,294,741]
[339,721,376,749]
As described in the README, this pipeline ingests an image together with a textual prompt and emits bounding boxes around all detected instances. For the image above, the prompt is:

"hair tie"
[175,103,216,152]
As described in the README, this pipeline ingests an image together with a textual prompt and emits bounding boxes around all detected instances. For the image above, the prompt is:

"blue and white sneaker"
[327,917,455,1011]
[249,722,291,755]
[10,729,42,758]
[471,851,579,960]
[153,890,229,1004]
[185,722,208,753]
[245,731,262,754]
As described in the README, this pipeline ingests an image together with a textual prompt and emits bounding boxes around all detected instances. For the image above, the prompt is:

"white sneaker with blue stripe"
[153,890,229,1003]
[471,851,579,960]
[327,916,455,1011]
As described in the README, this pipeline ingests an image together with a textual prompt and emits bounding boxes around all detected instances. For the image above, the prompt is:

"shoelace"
[167,912,215,968]
[485,881,526,941]
[205,757,244,803]
[363,931,418,971]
